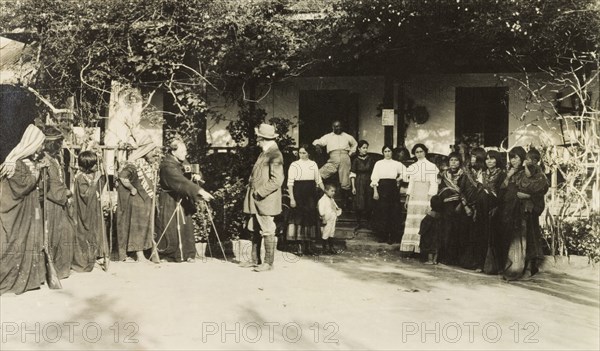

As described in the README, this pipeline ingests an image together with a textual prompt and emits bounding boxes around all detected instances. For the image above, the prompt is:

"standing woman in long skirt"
[503,148,549,280]
[401,143,439,255]
[479,150,506,274]
[41,125,75,279]
[437,152,469,265]
[0,125,46,295]
[350,140,375,229]
[116,136,160,262]
[458,147,487,269]
[371,145,407,244]
[286,144,324,255]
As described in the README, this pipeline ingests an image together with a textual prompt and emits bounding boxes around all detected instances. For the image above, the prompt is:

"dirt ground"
[1,245,598,350]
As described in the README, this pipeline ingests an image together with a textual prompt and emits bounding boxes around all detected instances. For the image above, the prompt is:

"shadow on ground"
[303,249,600,308]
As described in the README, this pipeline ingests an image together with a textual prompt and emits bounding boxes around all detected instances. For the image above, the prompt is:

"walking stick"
[149,169,160,263]
[203,201,228,262]
[97,160,110,272]
[104,158,114,261]
[42,169,62,289]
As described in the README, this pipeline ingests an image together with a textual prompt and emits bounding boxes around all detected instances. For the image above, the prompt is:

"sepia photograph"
[1,0,599,350]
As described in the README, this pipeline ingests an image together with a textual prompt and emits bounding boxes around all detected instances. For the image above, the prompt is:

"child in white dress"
[318,184,342,254]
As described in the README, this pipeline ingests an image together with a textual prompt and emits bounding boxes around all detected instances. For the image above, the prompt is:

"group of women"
[0,124,212,295]
[285,139,550,281]
[285,141,439,255]
[438,146,550,280]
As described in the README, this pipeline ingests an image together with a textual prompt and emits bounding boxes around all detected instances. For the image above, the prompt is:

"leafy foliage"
[559,214,600,263]
[317,0,599,73]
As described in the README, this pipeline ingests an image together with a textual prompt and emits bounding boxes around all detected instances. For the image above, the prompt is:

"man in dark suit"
[156,138,213,263]
[240,123,284,272]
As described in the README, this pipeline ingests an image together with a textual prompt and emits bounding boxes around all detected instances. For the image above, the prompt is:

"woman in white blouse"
[371,145,407,244]
[286,145,324,255]
[401,143,439,255]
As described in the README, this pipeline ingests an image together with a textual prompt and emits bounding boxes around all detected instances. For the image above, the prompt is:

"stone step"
[345,240,401,252]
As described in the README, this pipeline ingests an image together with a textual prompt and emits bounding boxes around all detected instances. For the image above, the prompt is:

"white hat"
[254,123,278,140]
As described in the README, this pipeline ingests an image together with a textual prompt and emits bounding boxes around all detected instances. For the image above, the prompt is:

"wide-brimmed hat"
[254,123,278,140]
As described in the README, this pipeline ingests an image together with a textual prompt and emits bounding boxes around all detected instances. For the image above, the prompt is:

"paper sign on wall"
[382,109,395,126]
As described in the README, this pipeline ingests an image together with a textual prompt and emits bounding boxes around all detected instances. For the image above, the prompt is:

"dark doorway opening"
[298,90,358,160]
[455,87,509,148]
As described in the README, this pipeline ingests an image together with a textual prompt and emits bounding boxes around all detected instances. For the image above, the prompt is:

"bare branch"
[24,86,72,115]
[80,48,111,95]
[176,63,219,91]
[166,73,186,115]
[141,89,157,112]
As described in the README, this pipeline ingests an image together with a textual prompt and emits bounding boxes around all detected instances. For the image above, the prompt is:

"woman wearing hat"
[117,135,161,263]
[41,125,75,279]
[0,125,46,295]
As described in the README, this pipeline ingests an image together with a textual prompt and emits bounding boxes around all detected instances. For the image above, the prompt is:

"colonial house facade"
[208,73,569,155]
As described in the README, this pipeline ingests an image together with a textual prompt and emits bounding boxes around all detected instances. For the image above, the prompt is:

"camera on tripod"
[184,163,205,185]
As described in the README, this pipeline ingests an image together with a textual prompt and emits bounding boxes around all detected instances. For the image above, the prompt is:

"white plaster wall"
[207,73,565,155]
[207,76,386,152]
[400,73,563,155]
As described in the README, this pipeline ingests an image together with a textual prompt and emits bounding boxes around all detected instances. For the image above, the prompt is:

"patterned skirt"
[400,181,431,253]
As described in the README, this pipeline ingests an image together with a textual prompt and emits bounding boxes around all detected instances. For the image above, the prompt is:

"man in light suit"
[240,123,284,272]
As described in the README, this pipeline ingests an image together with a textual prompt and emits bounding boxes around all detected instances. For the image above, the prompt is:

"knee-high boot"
[254,235,276,272]
[239,231,262,268]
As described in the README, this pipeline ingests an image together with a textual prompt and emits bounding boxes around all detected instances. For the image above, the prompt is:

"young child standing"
[419,195,444,265]
[318,184,342,254]
[72,151,106,272]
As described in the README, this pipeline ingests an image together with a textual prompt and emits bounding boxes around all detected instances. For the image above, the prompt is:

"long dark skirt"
[72,175,106,273]
[286,180,319,241]
[458,214,480,269]
[155,192,196,262]
[372,179,401,242]
[354,173,373,212]
[476,194,503,274]
[0,167,44,295]
[482,205,504,274]
[438,201,468,265]
[117,187,154,260]
[503,211,544,280]
[46,201,75,279]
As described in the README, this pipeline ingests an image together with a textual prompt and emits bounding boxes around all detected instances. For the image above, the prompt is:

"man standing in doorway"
[313,120,358,208]
[241,123,284,272]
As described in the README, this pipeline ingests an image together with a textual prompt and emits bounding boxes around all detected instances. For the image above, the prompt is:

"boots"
[239,232,262,268]
[254,235,276,272]
[304,240,314,255]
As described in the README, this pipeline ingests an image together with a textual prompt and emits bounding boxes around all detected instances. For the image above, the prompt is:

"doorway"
[298,90,358,153]
[455,87,509,147]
